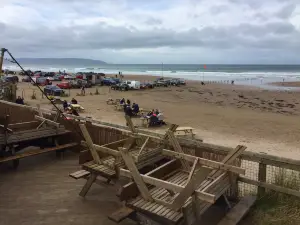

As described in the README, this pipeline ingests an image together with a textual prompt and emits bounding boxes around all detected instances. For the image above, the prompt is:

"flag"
[203,65,207,69]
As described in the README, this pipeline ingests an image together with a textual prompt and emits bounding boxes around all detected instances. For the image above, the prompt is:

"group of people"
[146,109,166,126]
[63,98,79,116]
[120,98,140,117]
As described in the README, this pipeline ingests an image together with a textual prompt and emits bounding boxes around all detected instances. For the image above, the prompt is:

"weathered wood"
[120,168,216,205]
[258,163,267,196]
[162,149,245,175]
[166,130,190,171]
[0,127,70,145]
[217,196,257,225]
[69,170,91,179]
[81,141,121,157]
[135,137,150,161]
[79,173,97,197]
[0,142,78,163]
[170,166,212,210]
[79,124,102,164]
[119,147,153,201]
[35,115,60,128]
[108,207,135,223]
[118,159,181,201]
[239,176,300,198]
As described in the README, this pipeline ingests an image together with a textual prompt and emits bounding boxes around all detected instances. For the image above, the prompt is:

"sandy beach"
[17,75,300,159]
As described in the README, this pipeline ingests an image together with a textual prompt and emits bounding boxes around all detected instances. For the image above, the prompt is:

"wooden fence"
[0,100,300,199]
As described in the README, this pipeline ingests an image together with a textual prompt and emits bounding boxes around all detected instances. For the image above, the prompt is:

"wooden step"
[108,207,135,223]
[0,142,78,163]
[70,170,90,179]
[217,195,257,225]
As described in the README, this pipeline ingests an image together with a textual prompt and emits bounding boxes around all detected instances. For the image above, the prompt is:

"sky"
[0,0,300,64]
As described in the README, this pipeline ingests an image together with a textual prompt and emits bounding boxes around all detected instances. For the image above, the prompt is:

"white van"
[124,80,140,90]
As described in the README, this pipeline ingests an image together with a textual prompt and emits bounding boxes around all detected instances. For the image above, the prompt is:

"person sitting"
[149,113,159,126]
[71,98,78,104]
[147,109,154,116]
[132,103,140,115]
[15,96,24,105]
[63,100,68,111]
[126,99,131,105]
[71,108,79,116]
[155,109,159,115]
[120,98,125,104]
[157,112,166,125]
[124,104,133,117]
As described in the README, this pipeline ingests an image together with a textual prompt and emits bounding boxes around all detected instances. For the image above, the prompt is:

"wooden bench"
[69,170,91,179]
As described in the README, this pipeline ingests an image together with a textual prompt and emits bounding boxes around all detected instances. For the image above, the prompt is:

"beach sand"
[17,74,300,159]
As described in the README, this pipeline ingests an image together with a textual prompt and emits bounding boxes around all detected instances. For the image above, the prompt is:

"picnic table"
[114,104,124,111]
[140,116,150,127]
[69,104,85,112]
[175,126,195,138]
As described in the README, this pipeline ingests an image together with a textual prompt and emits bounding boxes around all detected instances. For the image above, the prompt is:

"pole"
[0,48,6,76]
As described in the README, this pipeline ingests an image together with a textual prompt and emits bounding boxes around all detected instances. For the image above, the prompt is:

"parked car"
[111,78,121,84]
[123,80,141,90]
[53,74,64,81]
[57,81,71,89]
[154,80,168,87]
[63,75,75,80]
[4,70,16,75]
[32,77,52,86]
[44,85,64,97]
[111,83,129,91]
[3,75,19,83]
[101,78,116,86]
[71,79,92,88]
[22,76,31,82]
[140,82,154,89]
[170,79,181,86]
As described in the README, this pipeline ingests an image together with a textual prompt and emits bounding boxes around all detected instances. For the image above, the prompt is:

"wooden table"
[114,104,124,111]
[175,127,195,138]
[140,117,150,127]
[70,104,85,112]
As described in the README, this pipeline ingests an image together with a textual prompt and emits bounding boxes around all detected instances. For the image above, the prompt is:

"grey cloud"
[275,4,296,19]
[1,20,300,54]
[144,17,162,25]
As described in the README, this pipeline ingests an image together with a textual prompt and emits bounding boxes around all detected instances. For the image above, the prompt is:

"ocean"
[4,63,300,90]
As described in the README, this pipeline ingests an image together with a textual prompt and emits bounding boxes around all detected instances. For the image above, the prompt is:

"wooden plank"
[258,163,267,196]
[166,130,190,171]
[135,137,150,161]
[0,143,78,163]
[117,159,181,201]
[69,170,90,179]
[79,173,97,197]
[170,166,212,210]
[120,168,216,204]
[79,124,102,165]
[108,207,135,223]
[119,147,153,201]
[0,128,70,144]
[81,141,121,157]
[35,115,60,128]
[162,149,245,175]
[239,176,300,198]
[217,196,257,225]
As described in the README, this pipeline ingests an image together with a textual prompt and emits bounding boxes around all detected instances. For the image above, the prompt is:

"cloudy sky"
[1,0,300,64]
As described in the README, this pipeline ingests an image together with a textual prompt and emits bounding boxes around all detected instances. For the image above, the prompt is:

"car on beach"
[3,75,19,83]
[57,79,92,89]
[53,74,64,81]
[140,82,154,89]
[22,76,31,82]
[111,83,129,91]
[123,80,141,90]
[101,78,116,86]
[32,77,52,86]
[44,85,64,97]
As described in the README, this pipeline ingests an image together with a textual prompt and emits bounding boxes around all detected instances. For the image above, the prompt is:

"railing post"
[0,48,5,76]
[258,162,267,196]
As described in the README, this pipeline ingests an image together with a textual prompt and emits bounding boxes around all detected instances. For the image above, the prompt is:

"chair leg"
[79,173,97,197]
